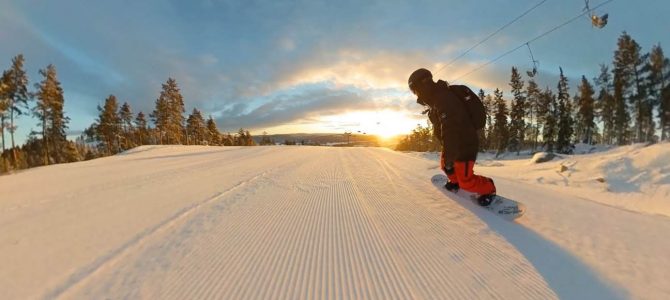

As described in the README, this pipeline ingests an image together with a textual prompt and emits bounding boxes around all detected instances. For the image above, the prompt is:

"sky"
[1,0,669,145]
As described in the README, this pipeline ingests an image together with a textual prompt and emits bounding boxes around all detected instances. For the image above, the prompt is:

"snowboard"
[431,174,526,220]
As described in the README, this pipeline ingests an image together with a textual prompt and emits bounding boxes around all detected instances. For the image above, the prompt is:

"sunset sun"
[320,110,420,140]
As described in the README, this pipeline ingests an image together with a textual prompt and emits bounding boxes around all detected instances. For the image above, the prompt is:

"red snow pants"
[440,152,496,195]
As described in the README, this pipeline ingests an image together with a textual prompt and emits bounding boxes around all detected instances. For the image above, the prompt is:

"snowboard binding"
[476,194,496,207]
[444,181,460,193]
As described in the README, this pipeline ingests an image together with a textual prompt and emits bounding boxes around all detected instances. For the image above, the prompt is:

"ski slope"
[1,145,668,299]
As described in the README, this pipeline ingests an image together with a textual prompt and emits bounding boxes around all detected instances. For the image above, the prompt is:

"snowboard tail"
[431,174,525,220]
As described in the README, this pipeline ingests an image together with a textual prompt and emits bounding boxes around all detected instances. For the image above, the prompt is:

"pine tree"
[222,133,234,146]
[235,128,247,146]
[595,65,616,144]
[62,141,82,163]
[1,71,11,158]
[96,95,121,154]
[612,76,630,145]
[206,116,221,145]
[151,92,169,145]
[186,108,207,145]
[662,86,670,140]
[45,66,69,164]
[541,88,558,152]
[555,68,574,153]
[478,89,488,151]
[119,102,134,149]
[492,88,509,155]
[245,130,255,146]
[134,111,149,146]
[483,93,495,151]
[152,78,185,144]
[525,76,540,151]
[34,64,67,165]
[575,76,596,144]
[4,55,30,166]
[168,79,185,144]
[614,32,648,143]
[646,44,670,141]
[508,67,526,154]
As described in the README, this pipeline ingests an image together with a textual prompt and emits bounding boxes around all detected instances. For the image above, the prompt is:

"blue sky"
[1,0,668,144]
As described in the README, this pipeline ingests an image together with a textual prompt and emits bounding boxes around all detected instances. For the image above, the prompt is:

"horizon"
[2,0,669,146]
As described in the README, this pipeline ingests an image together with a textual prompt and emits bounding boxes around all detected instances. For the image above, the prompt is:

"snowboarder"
[408,68,497,206]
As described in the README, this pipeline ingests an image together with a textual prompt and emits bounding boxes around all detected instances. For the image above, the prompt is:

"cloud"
[214,85,380,131]
[278,37,296,52]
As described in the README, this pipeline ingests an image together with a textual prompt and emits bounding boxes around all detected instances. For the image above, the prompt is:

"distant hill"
[252,133,401,148]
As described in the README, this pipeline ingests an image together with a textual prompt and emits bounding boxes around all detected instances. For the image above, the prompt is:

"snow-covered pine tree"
[508,67,525,155]
[492,88,509,156]
[576,76,596,144]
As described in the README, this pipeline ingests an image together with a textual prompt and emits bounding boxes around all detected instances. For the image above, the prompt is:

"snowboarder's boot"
[444,181,460,192]
[476,194,496,207]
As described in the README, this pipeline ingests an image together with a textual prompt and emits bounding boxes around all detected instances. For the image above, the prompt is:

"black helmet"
[408,68,432,93]
[408,68,433,105]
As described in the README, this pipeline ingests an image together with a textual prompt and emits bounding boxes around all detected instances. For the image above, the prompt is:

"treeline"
[0,55,254,174]
[82,77,255,156]
[395,125,440,152]
[398,31,670,154]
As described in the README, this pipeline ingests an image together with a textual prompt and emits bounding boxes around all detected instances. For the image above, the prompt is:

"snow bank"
[488,143,670,217]
[415,143,670,217]
[529,152,559,164]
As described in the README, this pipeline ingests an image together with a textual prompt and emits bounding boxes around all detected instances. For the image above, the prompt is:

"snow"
[1,145,669,299]
[481,143,670,218]
[529,152,558,164]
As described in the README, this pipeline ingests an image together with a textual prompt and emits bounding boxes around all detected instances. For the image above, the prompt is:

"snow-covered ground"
[413,142,670,218]
[1,145,669,299]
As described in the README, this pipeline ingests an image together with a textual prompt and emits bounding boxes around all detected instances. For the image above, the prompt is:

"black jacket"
[425,80,479,162]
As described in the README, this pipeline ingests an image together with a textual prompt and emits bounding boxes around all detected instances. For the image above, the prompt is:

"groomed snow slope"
[1,146,667,299]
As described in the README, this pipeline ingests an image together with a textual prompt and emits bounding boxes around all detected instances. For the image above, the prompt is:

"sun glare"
[322,110,420,140]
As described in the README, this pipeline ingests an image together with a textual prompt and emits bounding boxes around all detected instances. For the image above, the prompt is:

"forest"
[0,60,254,174]
[397,32,670,155]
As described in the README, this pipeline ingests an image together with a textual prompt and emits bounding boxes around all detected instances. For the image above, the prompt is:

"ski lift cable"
[451,0,614,83]
[434,0,550,76]
[526,43,537,64]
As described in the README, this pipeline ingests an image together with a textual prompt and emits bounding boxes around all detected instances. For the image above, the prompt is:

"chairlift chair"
[584,0,609,29]
[591,13,608,28]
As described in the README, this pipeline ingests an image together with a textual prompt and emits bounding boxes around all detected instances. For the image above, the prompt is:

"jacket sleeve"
[428,108,442,143]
